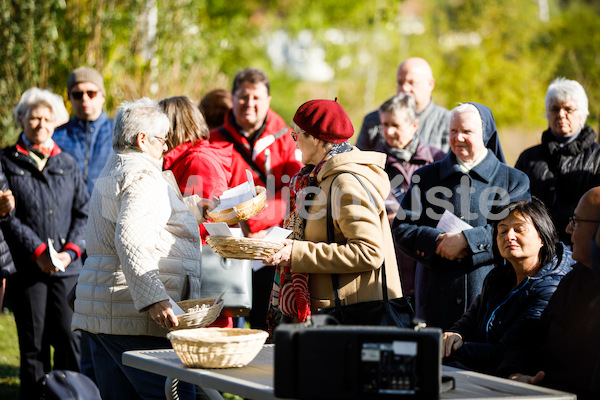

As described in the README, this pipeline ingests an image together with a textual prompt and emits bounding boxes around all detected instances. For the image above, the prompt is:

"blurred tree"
[0,0,598,148]
[547,1,600,128]
[427,0,559,129]
[0,0,66,146]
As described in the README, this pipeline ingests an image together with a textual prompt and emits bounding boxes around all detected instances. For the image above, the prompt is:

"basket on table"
[207,186,267,225]
[167,327,269,368]
[170,298,224,330]
[205,236,285,260]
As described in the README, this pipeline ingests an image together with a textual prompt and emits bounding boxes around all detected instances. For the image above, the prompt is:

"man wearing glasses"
[53,66,114,196]
[52,66,113,385]
[210,67,302,331]
[510,187,600,399]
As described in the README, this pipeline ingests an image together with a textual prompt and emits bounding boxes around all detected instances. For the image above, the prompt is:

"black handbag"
[320,172,414,327]
[39,370,102,400]
[201,244,252,317]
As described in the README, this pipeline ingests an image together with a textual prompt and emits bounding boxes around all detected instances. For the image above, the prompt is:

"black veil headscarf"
[466,102,506,163]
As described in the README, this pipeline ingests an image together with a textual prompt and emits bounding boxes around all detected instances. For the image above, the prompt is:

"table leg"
[165,377,179,400]
[164,377,224,400]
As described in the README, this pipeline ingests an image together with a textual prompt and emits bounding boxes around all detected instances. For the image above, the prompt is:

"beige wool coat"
[291,148,403,310]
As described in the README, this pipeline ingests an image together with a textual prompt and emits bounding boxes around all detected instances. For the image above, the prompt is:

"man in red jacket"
[210,67,302,330]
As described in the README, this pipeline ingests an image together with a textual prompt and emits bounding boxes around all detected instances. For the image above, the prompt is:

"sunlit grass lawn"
[0,308,19,400]
[0,308,243,400]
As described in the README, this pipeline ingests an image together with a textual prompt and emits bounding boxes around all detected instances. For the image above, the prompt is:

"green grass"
[0,308,244,400]
[0,308,20,400]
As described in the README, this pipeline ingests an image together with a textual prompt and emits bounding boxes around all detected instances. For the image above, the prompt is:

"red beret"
[293,99,354,144]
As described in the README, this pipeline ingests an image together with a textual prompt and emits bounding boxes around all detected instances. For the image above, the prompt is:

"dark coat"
[382,141,446,204]
[393,151,531,329]
[0,143,89,278]
[515,125,600,244]
[0,163,15,278]
[536,262,600,399]
[381,141,445,296]
[447,242,574,376]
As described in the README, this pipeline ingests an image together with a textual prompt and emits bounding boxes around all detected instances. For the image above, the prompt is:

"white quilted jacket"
[72,151,202,337]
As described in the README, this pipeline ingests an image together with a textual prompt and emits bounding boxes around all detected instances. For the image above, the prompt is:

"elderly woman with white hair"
[71,98,204,400]
[393,102,530,331]
[516,77,600,245]
[1,88,89,399]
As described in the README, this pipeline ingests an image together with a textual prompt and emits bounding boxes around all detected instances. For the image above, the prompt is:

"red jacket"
[163,139,246,243]
[210,109,302,233]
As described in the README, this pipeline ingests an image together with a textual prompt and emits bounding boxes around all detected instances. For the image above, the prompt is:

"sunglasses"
[71,90,99,100]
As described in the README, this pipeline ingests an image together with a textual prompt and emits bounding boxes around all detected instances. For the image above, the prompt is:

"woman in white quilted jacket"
[71,98,205,400]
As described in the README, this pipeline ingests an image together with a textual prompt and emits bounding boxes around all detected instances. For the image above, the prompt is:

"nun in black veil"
[467,102,506,163]
[392,102,530,330]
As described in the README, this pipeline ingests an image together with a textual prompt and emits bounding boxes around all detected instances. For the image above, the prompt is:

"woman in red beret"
[264,99,404,335]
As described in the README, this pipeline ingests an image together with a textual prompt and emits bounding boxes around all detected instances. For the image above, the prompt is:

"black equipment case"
[274,319,451,399]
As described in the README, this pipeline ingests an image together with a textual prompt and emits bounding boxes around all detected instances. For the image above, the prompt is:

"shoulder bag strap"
[217,126,268,184]
[326,172,390,317]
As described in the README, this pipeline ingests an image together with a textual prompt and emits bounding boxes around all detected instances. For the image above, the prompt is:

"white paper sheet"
[47,238,65,272]
[229,228,244,238]
[203,222,234,237]
[169,297,186,316]
[214,288,227,305]
[245,170,257,196]
[435,210,473,233]
[211,170,256,212]
[264,226,292,241]
[202,223,245,238]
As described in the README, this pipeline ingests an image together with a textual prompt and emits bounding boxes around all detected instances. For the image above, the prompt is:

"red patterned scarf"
[267,141,352,338]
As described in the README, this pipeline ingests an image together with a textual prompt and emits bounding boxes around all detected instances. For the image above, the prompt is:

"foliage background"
[1,0,599,164]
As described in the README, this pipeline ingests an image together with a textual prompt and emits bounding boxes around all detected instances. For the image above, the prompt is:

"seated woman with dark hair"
[442,199,574,376]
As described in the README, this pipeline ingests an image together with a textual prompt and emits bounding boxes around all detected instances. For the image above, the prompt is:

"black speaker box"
[274,323,445,399]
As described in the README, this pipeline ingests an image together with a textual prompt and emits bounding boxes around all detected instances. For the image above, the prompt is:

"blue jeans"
[88,333,195,400]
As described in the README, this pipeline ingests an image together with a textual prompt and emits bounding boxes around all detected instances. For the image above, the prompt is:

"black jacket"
[515,125,600,243]
[0,143,89,278]
[537,262,600,400]
[446,242,574,376]
[0,163,15,278]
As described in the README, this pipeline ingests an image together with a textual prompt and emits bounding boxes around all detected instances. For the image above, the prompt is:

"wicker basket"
[170,298,224,330]
[205,236,284,260]
[167,328,269,368]
[207,186,267,225]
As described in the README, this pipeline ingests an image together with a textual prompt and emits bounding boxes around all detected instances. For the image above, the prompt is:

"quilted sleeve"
[115,169,171,311]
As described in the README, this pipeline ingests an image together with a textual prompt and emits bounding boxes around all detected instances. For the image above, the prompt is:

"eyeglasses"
[568,215,600,228]
[291,129,306,142]
[549,105,578,115]
[71,90,99,100]
[152,136,167,146]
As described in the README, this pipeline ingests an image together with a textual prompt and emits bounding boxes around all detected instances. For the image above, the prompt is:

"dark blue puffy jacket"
[0,142,89,278]
[447,242,574,376]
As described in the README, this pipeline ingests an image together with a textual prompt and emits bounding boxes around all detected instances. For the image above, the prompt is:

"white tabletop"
[122,345,575,400]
